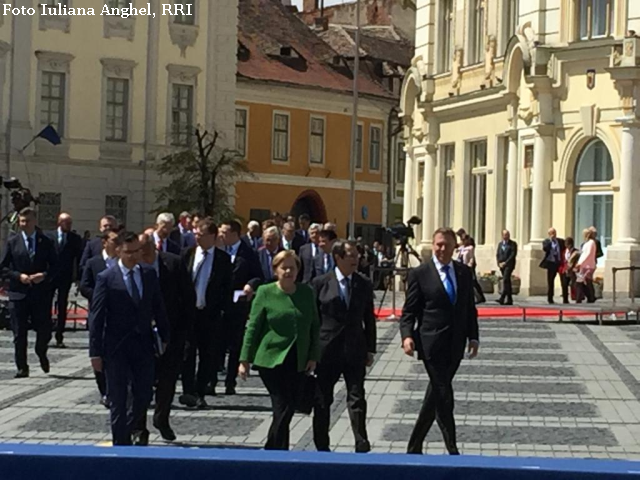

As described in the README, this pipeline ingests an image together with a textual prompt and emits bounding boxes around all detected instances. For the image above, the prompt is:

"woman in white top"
[575,228,597,303]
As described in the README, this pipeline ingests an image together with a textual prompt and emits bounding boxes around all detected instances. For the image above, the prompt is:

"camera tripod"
[376,239,422,320]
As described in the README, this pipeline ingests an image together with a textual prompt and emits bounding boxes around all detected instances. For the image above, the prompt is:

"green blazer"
[240,282,320,372]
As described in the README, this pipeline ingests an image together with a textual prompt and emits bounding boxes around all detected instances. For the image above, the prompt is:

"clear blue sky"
[291,0,349,9]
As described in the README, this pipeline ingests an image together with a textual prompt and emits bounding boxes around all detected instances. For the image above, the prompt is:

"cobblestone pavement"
[0,317,639,460]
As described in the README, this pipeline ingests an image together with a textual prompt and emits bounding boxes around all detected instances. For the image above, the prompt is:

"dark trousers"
[470,267,486,304]
[313,358,368,452]
[53,281,72,344]
[258,347,303,450]
[182,311,216,397]
[546,264,559,302]
[9,296,52,371]
[104,337,155,446]
[576,281,596,304]
[561,274,572,304]
[153,330,186,428]
[407,357,462,454]
[499,265,514,303]
[214,303,249,389]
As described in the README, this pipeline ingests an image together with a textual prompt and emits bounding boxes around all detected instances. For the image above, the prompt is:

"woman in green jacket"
[239,249,320,450]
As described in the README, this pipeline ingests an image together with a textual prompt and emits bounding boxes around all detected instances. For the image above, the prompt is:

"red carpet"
[375,306,625,320]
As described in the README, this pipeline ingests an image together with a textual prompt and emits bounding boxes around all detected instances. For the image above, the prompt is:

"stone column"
[402,146,415,223]
[616,120,640,244]
[421,144,436,239]
[505,132,518,236]
[530,128,554,243]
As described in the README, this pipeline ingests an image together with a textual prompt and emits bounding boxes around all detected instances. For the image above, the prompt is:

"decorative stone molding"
[580,105,600,138]
[100,58,137,78]
[449,47,463,96]
[166,64,201,84]
[481,35,497,89]
[169,23,199,57]
[38,5,71,33]
[103,16,135,42]
[35,51,75,73]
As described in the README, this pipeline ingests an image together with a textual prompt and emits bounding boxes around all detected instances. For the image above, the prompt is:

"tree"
[154,128,251,222]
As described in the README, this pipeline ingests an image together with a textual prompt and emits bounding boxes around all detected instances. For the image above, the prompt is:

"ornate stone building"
[0,0,238,236]
[401,0,640,298]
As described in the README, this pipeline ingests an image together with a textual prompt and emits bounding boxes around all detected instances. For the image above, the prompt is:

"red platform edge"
[375,307,628,320]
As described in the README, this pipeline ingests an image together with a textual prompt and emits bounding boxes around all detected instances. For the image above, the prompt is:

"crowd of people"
[453,226,603,305]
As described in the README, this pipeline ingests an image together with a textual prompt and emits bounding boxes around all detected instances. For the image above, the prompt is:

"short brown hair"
[198,217,218,236]
[19,207,36,219]
[433,227,457,244]
[272,250,301,274]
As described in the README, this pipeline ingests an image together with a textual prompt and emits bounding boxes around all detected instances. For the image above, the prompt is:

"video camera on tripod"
[386,215,422,246]
[0,177,39,229]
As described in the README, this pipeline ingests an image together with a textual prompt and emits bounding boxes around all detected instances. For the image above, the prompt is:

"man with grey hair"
[324,222,337,232]
[299,223,322,283]
[154,213,181,255]
[244,220,262,251]
[257,226,282,282]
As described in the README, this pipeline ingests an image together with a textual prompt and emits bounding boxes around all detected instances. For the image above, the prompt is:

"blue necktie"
[442,265,456,304]
[27,237,35,260]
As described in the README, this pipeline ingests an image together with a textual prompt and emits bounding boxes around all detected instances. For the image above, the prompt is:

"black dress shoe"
[204,384,217,397]
[154,423,177,442]
[40,356,50,374]
[497,299,504,305]
[195,396,208,410]
[448,449,461,455]
[132,430,149,446]
[225,386,236,395]
[14,369,29,379]
[178,394,197,408]
[355,440,371,453]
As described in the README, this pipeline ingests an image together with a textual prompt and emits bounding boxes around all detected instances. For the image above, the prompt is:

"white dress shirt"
[153,232,167,252]
[102,250,116,269]
[118,260,143,300]
[192,246,215,309]
[57,227,67,247]
[334,267,352,306]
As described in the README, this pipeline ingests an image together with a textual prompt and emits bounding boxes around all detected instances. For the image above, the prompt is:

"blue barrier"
[0,444,639,479]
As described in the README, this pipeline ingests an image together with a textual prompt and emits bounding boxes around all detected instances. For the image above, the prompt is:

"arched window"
[574,140,614,266]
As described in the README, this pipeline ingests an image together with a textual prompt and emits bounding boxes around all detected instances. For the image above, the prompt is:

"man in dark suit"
[80,229,119,407]
[0,208,58,378]
[137,232,189,441]
[89,231,170,446]
[257,226,282,282]
[169,211,196,250]
[540,228,565,304]
[79,215,118,271]
[180,218,233,409]
[243,220,263,251]
[496,230,518,305]
[46,213,82,348]
[400,227,479,455]
[298,223,321,283]
[314,229,338,276]
[153,213,181,255]
[312,240,376,453]
[282,222,305,254]
[218,220,264,395]
[296,214,311,244]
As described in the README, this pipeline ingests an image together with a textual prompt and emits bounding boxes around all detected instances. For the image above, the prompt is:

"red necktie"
[156,238,163,251]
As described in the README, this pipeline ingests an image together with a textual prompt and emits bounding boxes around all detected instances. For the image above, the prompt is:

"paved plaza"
[0,316,639,460]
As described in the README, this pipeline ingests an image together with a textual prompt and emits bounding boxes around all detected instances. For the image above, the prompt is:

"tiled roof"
[237,0,394,99]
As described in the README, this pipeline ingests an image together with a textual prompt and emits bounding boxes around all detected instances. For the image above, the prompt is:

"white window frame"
[235,106,249,159]
[309,114,326,166]
[468,0,485,65]
[272,110,291,164]
[35,51,74,145]
[579,0,615,40]
[165,64,200,148]
[173,0,196,25]
[369,124,382,172]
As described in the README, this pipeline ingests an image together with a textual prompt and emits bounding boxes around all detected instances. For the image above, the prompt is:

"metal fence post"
[613,268,617,304]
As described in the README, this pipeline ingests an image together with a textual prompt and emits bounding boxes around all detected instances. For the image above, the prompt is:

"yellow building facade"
[402,0,640,298]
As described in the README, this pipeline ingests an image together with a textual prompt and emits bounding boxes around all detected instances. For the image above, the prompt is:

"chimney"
[314,16,329,31]
[303,0,319,12]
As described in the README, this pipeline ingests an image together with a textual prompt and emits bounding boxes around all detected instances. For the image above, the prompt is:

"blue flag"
[37,125,61,145]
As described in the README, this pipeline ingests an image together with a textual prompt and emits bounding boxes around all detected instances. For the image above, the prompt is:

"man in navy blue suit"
[296,214,311,244]
[89,231,170,446]
[153,213,181,255]
[79,215,118,271]
[315,229,338,276]
[0,207,58,378]
[257,226,282,282]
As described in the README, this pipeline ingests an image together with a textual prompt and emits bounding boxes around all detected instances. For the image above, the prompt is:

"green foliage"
[153,129,252,223]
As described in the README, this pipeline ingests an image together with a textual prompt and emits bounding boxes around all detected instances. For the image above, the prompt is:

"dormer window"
[280,46,292,57]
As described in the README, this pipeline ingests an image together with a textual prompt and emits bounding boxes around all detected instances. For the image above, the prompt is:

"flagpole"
[18,135,39,154]
[347,0,360,241]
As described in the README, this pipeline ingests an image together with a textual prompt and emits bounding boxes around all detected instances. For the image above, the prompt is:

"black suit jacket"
[296,229,310,245]
[400,260,479,362]
[157,252,190,333]
[243,235,263,251]
[46,230,82,285]
[230,241,264,292]
[0,231,58,301]
[298,243,318,283]
[311,271,376,366]
[79,255,108,302]
[80,237,103,271]
[314,251,334,277]
[257,248,281,283]
[162,238,181,256]
[496,239,518,269]
[540,238,565,269]
[181,247,233,321]
[88,264,169,358]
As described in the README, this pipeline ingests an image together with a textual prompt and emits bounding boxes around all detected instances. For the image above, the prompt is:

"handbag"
[295,373,317,415]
